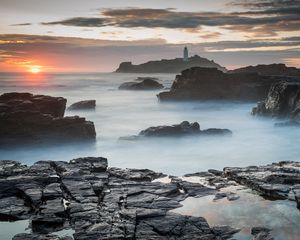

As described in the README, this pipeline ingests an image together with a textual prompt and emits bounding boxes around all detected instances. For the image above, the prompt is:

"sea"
[0,72,299,239]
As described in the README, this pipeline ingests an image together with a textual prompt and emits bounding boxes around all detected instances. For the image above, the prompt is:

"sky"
[0,0,300,72]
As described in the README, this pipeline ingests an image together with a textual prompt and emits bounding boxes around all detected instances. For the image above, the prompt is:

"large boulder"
[68,100,96,110]
[0,92,66,117]
[0,92,96,145]
[119,78,163,90]
[252,81,300,120]
[158,67,299,101]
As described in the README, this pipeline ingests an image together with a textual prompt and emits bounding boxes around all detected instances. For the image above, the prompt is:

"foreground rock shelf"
[0,158,299,239]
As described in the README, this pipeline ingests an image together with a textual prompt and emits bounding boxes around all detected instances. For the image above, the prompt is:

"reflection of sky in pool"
[172,187,300,240]
[0,220,74,240]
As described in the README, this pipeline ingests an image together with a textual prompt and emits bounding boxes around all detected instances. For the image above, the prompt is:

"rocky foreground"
[0,93,96,146]
[0,157,299,239]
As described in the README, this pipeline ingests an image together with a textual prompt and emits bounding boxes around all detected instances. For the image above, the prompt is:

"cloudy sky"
[0,0,300,72]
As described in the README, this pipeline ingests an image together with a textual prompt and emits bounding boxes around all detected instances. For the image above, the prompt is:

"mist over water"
[1,72,299,175]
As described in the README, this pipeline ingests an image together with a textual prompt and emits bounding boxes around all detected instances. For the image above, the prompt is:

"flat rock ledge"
[0,157,238,240]
[1,158,298,239]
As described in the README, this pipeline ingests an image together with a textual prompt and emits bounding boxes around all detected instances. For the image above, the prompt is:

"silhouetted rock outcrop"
[120,121,232,140]
[119,78,163,90]
[252,81,300,120]
[158,67,299,101]
[229,63,300,77]
[0,92,96,145]
[116,55,227,73]
[68,100,96,110]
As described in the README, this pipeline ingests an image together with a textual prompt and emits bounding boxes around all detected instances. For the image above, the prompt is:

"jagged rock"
[68,100,96,110]
[158,67,298,101]
[252,81,300,120]
[224,161,300,205]
[116,55,227,73]
[0,92,96,145]
[251,227,273,240]
[119,78,163,90]
[13,233,73,240]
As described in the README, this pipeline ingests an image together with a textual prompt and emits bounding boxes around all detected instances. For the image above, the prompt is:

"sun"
[29,66,41,74]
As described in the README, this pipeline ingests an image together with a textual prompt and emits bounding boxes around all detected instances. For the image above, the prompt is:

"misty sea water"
[1,72,300,240]
[0,72,299,175]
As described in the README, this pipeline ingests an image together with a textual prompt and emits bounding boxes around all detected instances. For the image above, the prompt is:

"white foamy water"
[0,72,299,175]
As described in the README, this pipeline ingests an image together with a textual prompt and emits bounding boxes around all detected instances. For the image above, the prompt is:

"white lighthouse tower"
[183,46,189,62]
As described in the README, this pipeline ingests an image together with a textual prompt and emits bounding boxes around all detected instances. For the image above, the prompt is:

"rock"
[251,227,273,240]
[0,92,96,145]
[13,233,73,240]
[115,55,227,73]
[229,63,300,77]
[252,81,300,120]
[224,161,300,204]
[120,121,231,139]
[0,92,66,117]
[68,100,96,110]
[158,67,298,101]
[0,157,236,239]
[139,121,200,137]
[200,128,232,136]
[119,78,163,90]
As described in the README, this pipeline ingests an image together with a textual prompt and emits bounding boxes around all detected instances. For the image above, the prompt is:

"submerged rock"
[120,121,232,139]
[0,92,96,145]
[252,81,300,121]
[68,100,96,110]
[119,78,163,90]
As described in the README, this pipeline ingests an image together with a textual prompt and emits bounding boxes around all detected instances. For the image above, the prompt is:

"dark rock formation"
[68,100,96,110]
[251,227,273,240]
[224,161,300,209]
[120,121,232,140]
[252,81,300,120]
[119,78,163,90]
[0,157,240,240]
[0,92,66,117]
[158,67,299,101]
[0,92,96,145]
[229,63,300,77]
[116,55,227,73]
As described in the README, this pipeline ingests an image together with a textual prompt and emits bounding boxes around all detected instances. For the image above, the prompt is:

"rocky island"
[0,157,299,239]
[115,55,226,73]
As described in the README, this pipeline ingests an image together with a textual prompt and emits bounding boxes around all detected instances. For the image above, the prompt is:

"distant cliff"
[229,63,300,76]
[115,55,227,73]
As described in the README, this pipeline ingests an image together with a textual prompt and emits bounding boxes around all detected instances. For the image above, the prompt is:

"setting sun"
[30,67,41,74]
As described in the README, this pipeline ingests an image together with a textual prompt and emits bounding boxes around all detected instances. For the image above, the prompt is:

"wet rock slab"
[0,157,237,240]
[68,100,96,110]
[224,161,300,209]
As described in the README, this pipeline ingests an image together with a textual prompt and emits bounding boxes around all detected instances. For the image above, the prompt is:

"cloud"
[10,23,32,26]
[39,3,300,38]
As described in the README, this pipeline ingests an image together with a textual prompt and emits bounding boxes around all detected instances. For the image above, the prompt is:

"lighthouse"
[183,46,189,62]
